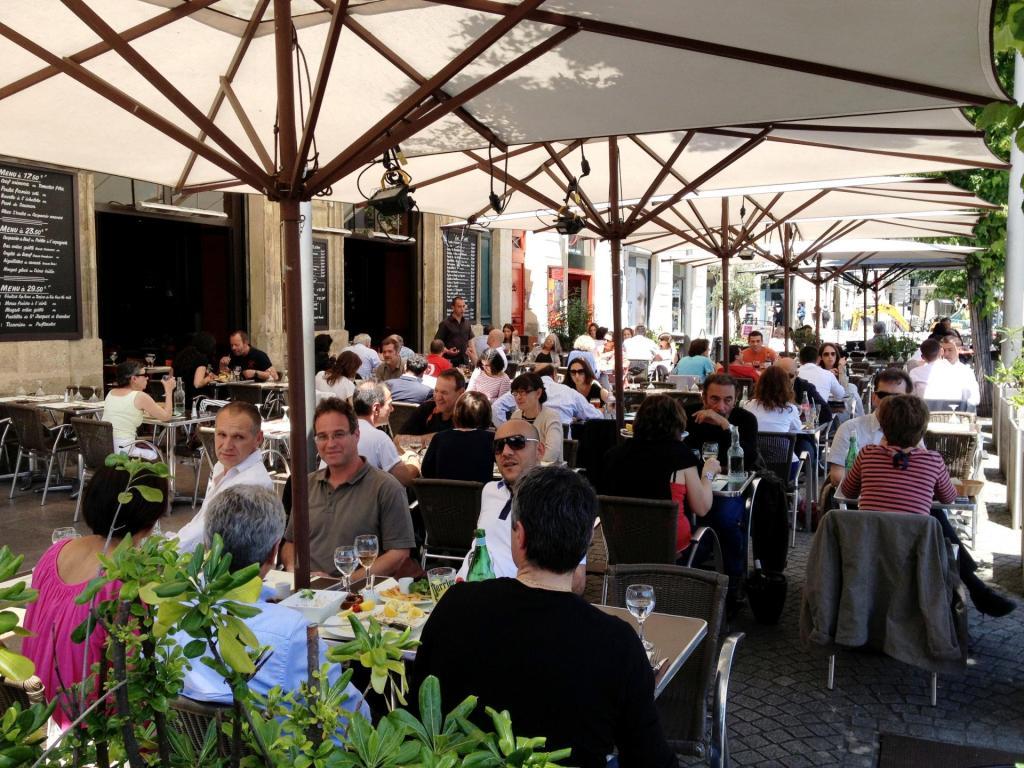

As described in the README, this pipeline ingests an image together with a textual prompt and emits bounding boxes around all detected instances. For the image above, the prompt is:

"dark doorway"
[343,237,417,348]
[95,207,244,362]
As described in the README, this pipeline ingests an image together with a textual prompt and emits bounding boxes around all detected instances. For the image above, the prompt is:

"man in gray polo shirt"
[280,398,415,577]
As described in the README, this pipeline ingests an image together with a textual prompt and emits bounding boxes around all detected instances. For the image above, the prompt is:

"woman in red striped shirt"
[841,394,956,514]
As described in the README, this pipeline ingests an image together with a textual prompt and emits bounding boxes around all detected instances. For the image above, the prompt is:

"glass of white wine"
[625,583,656,651]
[334,545,358,594]
[354,534,379,592]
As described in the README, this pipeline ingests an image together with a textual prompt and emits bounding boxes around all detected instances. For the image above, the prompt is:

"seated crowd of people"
[21,308,1012,766]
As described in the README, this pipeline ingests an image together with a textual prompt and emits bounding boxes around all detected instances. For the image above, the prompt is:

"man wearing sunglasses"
[827,368,912,488]
[456,420,585,593]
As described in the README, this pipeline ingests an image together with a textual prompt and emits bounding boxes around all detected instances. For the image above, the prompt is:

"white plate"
[321,605,384,639]
[376,587,434,607]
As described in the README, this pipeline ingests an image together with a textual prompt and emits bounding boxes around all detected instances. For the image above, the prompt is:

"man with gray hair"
[865,320,888,355]
[353,381,419,486]
[386,354,434,404]
[344,333,380,380]
[174,485,370,715]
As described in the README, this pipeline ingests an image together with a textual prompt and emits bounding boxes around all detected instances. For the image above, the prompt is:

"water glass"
[701,442,719,463]
[625,583,656,650]
[427,567,457,603]
[334,545,358,593]
[51,527,80,544]
[354,534,379,591]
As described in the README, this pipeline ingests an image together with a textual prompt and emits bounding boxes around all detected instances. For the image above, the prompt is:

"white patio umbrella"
[0,0,1006,586]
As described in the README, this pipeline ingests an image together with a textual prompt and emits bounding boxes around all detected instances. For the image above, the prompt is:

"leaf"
[0,647,35,682]
[134,484,164,503]
[0,612,17,636]
[183,639,208,658]
[217,625,255,675]
[418,675,442,739]
[116,491,133,505]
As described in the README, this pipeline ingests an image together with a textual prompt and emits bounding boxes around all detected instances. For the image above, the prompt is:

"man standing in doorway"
[172,401,274,552]
[434,295,472,366]
[223,331,278,381]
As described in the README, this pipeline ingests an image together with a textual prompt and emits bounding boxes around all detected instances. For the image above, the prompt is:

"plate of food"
[377,580,433,606]
[320,598,383,640]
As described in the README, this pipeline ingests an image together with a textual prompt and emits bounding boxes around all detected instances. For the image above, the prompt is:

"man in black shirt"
[222,330,278,381]
[412,466,675,768]
[683,373,759,467]
[434,295,472,366]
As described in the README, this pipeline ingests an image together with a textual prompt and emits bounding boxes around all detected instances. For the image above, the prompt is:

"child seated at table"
[840,394,956,515]
[841,394,1015,617]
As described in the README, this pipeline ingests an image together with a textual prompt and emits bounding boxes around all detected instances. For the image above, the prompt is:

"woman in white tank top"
[102,362,176,454]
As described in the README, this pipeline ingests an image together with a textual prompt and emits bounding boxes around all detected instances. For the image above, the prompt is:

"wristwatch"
[705,471,715,481]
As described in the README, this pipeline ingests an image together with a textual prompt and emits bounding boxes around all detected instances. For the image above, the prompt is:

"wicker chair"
[6,403,77,506]
[169,695,239,759]
[70,418,114,522]
[0,668,46,710]
[598,495,679,566]
[604,565,743,768]
[224,383,263,410]
[0,415,13,474]
[388,402,421,436]
[755,432,805,546]
[923,429,981,483]
[412,478,484,568]
[929,411,978,427]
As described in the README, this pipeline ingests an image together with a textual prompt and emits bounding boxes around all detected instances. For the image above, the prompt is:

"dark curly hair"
[752,366,795,411]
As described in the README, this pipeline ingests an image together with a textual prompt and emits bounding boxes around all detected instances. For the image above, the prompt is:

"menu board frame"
[442,227,478,323]
[312,237,329,331]
[0,159,82,341]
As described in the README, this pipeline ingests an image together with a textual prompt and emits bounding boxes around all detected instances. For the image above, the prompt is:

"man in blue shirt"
[173,485,368,717]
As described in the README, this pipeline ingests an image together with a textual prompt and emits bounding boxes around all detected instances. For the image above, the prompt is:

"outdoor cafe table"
[143,412,216,502]
[797,420,830,527]
[301,575,707,700]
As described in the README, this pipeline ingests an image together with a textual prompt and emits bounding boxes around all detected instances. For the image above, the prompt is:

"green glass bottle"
[845,435,859,470]
[467,528,495,581]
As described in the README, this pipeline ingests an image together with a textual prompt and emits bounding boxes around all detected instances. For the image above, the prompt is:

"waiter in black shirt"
[434,295,472,366]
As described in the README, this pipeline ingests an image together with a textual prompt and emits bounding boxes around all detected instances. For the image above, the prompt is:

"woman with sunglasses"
[509,372,563,463]
[566,359,611,408]
[819,341,860,416]
[102,361,176,454]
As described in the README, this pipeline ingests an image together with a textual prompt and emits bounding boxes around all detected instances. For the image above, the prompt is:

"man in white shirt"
[172,402,273,552]
[940,335,980,409]
[622,324,658,361]
[352,382,419,487]
[796,345,845,403]
[909,339,954,398]
[343,333,381,380]
[490,364,602,425]
[456,420,586,593]
[827,369,913,488]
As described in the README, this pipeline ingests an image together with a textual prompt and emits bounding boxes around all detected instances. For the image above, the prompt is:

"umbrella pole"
[720,198,730,372]
[862,268,869,348]
[608,137,625,430]
[873,271,880,322]
[783,225,792,353]
[814,253,821,344]
[275,0,311,590]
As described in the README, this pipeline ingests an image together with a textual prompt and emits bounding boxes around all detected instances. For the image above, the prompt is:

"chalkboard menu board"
[312,238,328,331]
[442,228,477,322]
[0,161,80,340]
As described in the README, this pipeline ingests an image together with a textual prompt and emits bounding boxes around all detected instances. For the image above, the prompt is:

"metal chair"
[755,432,805,546]
[604,564,743,768]
[388,402,420,436]
[412,478,484,568]
[6,403,77,505]
[70,417,114,522]
[262,447,291,498]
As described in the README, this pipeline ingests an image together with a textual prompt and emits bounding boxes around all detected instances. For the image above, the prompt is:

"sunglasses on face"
[493,435,540,453]
[132,371,148,378]
[569,368,586,376]
[875,390,897,400]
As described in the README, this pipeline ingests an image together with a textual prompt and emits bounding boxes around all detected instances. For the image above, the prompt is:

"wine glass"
[354,534,379,592]
[35,380,45,397]
[427,567,457,603]
[334,545,358,593]
[701,442,719,466]
[282,404,290,422]
[51,527,80,544]
[949,403,960,425]
[71,376,80,401]
[625,583,656,651]
[109,351,118,365]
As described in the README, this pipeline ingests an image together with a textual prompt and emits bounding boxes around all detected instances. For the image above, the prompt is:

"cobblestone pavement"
[681,432,1024,768]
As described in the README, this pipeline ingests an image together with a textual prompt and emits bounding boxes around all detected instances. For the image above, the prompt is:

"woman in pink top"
[22,465,167,727]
